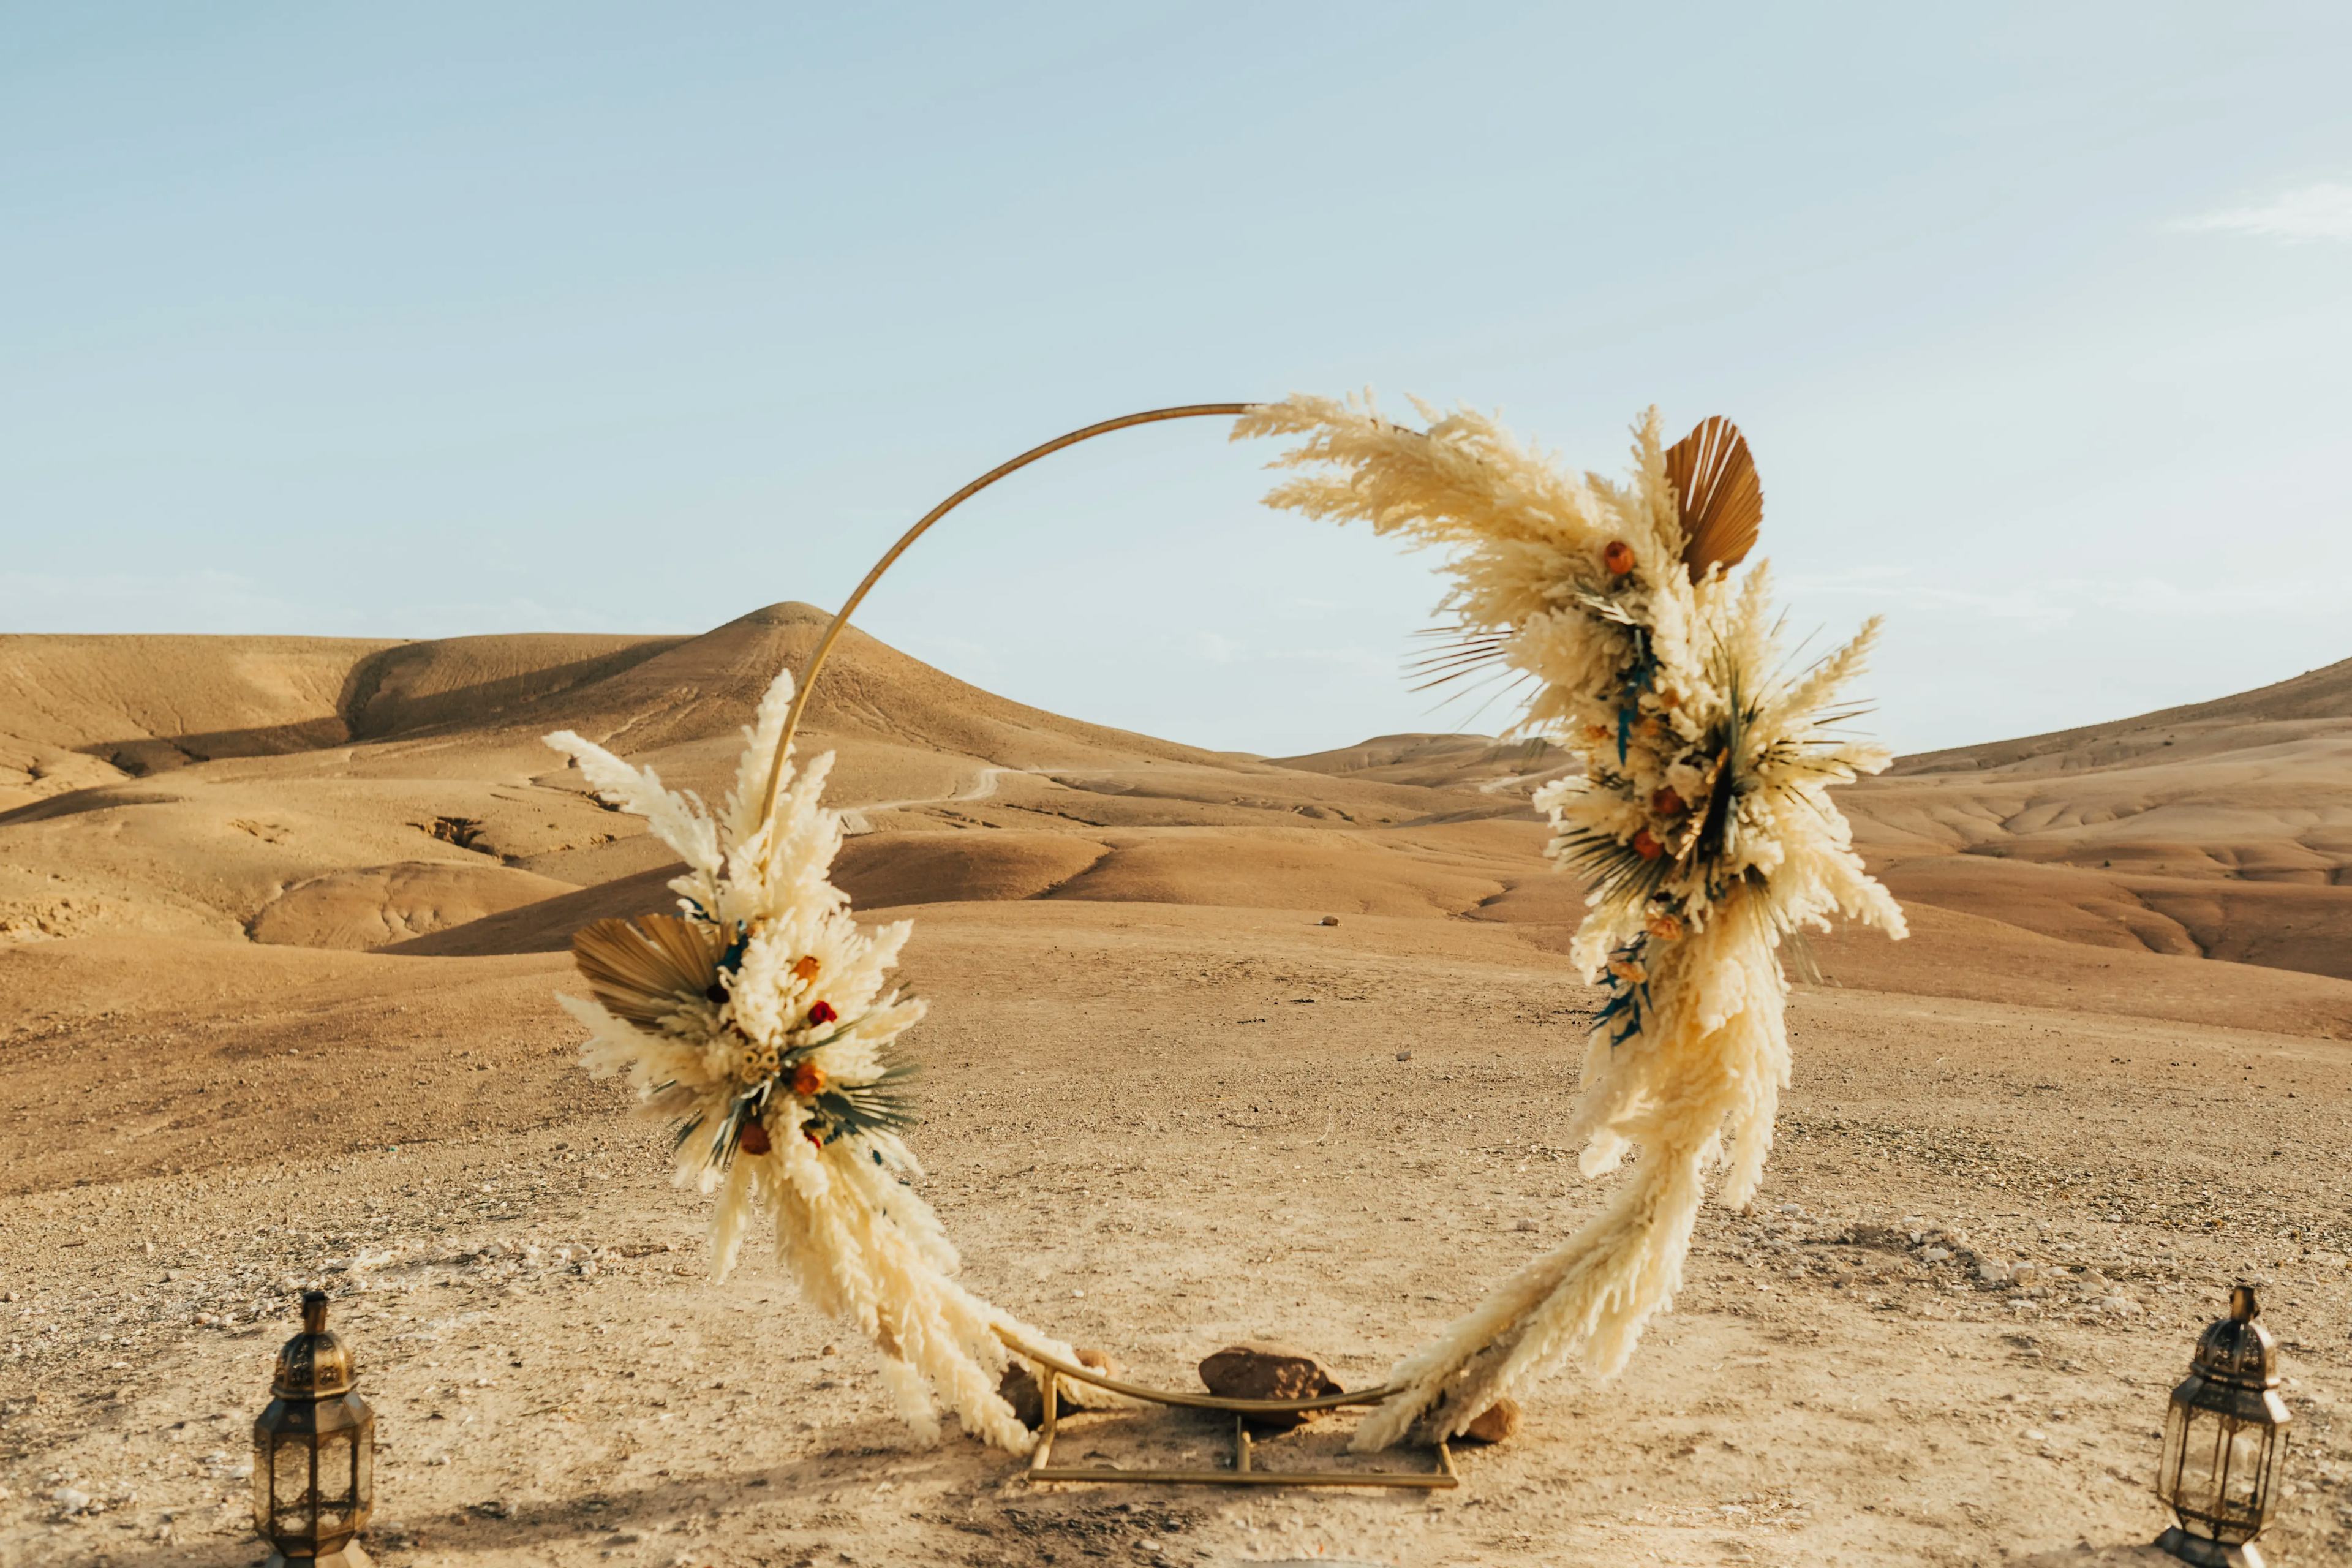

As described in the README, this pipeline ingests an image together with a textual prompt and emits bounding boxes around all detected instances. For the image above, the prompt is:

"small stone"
[1921,1246,1953,1264]
[1395,1051,1412,1062]
[1199,1343,1341,1430]
[1319,916,1340,927]
[1975,1257,2013,1286]
[2010,1264,2043,1288]
[1513,1218,1539,1233]
[53,1487,91,1515]
[2097,1294,2141,1316]
[1455,1398,1521,1444]
[998,1348,1121,1428]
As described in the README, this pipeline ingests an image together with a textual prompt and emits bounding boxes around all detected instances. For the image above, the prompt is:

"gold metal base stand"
[1007,1340,1458,1490]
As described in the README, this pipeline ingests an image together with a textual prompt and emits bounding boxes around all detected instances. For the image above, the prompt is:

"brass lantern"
[2155,1283,2292,1568]
[253,1290,375,1567]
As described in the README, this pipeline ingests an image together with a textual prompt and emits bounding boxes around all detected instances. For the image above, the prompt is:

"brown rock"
[1455,1396,1521,1444]
[998,1348,1121,1429]
[1198,1342,1342,1431]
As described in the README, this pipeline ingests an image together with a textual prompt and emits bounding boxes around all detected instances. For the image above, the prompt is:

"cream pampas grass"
[545,671,1106,1453]
[1236,394,1905,1447]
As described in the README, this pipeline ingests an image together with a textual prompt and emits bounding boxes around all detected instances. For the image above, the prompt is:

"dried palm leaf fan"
[1663,415,1763,582]
[572,914,731,1030]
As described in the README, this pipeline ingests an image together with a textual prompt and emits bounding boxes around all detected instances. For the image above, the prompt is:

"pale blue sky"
[6,4,2349,755]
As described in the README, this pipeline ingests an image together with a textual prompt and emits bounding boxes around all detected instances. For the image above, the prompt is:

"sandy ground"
[6,614,2351,1564]
[5,904,2348,1568]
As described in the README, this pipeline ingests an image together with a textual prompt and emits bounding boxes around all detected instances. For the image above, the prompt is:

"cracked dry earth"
[4,904,2350,1567]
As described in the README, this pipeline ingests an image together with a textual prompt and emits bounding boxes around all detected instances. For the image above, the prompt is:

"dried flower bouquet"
[545,676,1105,1453]
[1234,395,1905,1446]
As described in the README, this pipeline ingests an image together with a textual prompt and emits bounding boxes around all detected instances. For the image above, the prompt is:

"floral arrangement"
[1234,395,1905,1447]
[545,392,1902,1461]
[545,674,1101,1453]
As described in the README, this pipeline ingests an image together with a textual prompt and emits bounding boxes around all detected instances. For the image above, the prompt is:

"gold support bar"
[1005,1333,1458,1490]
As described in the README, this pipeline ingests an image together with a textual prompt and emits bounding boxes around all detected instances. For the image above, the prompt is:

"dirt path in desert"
[4,903,2348,1567]
[854,764,1018,816]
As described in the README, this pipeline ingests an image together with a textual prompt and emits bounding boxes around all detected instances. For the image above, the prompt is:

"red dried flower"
[1651,786,1686,816]
[737,1121,772,1156]
[807,1000,838,1026]
[1603,540,1635,576]
[1632,828,1664,861]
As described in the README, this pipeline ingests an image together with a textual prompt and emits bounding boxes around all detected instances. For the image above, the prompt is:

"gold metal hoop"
[756,402,1256,837]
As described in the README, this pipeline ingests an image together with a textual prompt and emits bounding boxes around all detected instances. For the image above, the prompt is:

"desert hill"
[2,608,2347,1005]
[1889,652,2352,776]
[0,606,1521,952]
[1269,732,1574,796]
[1846,654,2352,979]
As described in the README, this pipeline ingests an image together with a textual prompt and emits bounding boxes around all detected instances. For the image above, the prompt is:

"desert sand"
[2,606,2347,1567]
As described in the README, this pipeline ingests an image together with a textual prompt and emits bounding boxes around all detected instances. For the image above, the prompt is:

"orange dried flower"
[1651,786,1686,816]
[791,955,820,982]
[1602,540,1635,576]
[1631,828,1664,861]
[737,1121,772,1156]
[1646,911,1685,941]
[791,1060,826,1098]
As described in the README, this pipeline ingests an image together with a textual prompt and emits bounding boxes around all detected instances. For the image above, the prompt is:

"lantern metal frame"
[2155,1283,2291,1568]
[254,1289,376,1568]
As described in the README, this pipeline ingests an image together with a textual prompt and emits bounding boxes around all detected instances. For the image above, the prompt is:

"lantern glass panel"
[250,1440,271,1534]
[2162,1401,2221,1528]
[271,1431,316,1537]
[313,1428,353,1535]
[2220,1422,2272,1529]
[353,1420,372,1512]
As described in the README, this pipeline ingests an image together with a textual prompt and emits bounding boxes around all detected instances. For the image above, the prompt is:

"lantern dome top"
[271,1290,356,1400]
[2189,1283,2279,1392]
